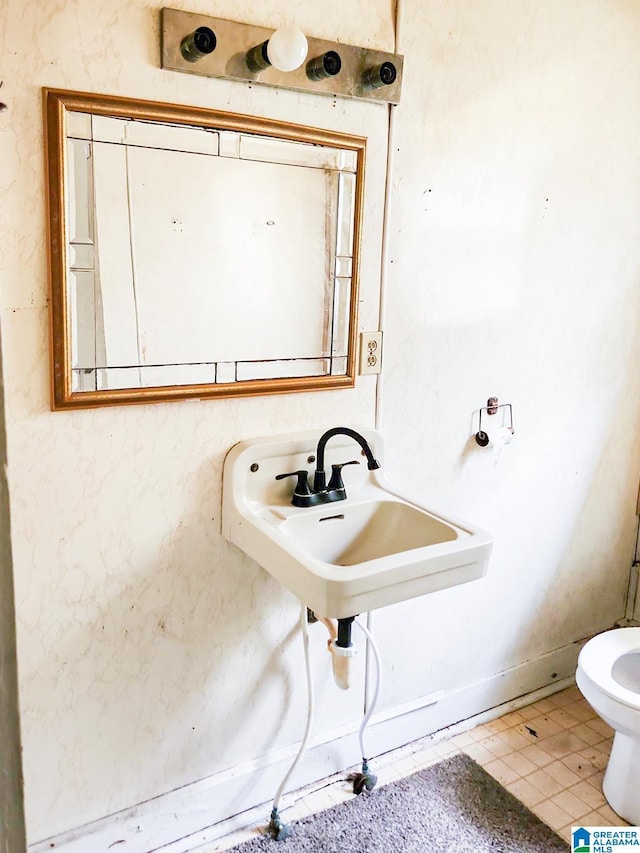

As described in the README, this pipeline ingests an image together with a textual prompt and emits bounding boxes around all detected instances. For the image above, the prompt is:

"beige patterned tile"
[517,722,544,742]
[586,770,605,792]
[552,788,592,820]
[598,803,629,826]
[560,751,601,780]
[532,799,574,831]
[569,779,606,810]
[557,813,602,840]
[525,715,564,737]
[466,726,491,743]
[483,758,521,785]
[499,710,527,728]
[462,742,496,766]
[478,734,513,758]
[497,728,531,750]
[565,686,584,699]
[552,689,580,706]
[577,747,609,772]
[586,718,614,739]
[527,768,566,797]
[556,824,573,843]
[565,702,597,723]
[579,810,609,825]
[531,698,560,714]
[517,704,544,722]
[571,722,608,746]
[520,743,555,768]
[547,707,581,729]
[482,717,509,735]
[504,776,547,808]
[501,750,538,777]
[578,810,609,825]
[541,759,582,788]
[539,731,588,759]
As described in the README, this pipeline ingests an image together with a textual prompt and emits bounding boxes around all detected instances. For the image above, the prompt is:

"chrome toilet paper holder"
[475,397,514,447]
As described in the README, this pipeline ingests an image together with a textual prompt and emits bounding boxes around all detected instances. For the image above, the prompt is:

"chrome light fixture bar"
[161,8,403,104]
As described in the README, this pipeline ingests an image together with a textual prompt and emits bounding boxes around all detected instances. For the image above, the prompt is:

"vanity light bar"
[160,8,404,105]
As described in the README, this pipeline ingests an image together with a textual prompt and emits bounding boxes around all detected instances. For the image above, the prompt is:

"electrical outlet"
[359,331,383,375]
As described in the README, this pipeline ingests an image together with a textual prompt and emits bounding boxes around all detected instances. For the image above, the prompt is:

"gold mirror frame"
[43,89,366,410]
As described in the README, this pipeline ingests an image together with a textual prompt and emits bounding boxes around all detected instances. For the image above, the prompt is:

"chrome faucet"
[275,427,381,507]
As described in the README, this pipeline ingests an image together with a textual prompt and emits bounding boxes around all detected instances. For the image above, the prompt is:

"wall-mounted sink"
[222,429,492,618]
[278,500,458,566]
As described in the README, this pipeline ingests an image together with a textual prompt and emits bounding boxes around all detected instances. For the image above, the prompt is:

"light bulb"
[266,27,308,72]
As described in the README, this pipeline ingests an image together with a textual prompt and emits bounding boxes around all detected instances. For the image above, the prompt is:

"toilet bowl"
[576,627,640,825]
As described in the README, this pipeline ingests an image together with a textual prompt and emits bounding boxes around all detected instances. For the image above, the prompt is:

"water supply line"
[267,610,383,838]
[347,618,383,793]
[267,603,315,841]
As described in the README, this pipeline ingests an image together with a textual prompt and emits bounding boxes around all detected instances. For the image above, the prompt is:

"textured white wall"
[0,0,388,842]
[376,0,640,703]
[2,0,640,846]
[0,339,26,851]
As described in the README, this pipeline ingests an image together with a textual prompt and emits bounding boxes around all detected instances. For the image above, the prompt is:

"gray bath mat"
[229,753,569,852]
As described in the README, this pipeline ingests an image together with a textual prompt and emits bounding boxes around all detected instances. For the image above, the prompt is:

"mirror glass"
[45,90,366,408]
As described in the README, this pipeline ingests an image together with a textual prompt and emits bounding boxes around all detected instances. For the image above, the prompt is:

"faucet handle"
[327,460,360,493]
[275,470,312,503]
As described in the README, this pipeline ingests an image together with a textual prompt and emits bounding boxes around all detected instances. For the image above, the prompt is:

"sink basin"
[279,501,458,566]
[222,429,492,618]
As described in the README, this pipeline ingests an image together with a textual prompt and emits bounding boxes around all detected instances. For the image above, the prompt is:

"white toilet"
[576,627,640,825]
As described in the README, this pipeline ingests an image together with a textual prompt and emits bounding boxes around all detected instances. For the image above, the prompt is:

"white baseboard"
[30,637,586,853]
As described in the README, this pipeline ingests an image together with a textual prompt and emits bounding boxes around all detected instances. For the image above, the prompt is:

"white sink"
[279,501,458,566]
[222,429,492,618]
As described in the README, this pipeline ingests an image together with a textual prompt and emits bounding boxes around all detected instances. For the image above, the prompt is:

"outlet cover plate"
[359,331,383,375]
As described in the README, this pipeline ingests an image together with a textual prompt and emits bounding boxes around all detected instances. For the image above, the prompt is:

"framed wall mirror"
[44,89,366,409]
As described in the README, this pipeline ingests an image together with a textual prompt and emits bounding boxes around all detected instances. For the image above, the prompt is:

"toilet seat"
[577,628,640,712]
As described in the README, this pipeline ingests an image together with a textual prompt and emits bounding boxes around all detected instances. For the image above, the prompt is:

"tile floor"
[209,684,625,851]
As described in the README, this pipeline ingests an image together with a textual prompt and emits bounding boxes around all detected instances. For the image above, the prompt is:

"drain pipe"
[333,617,356,690]
[319,615,383,792]
[317,615,354,690]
